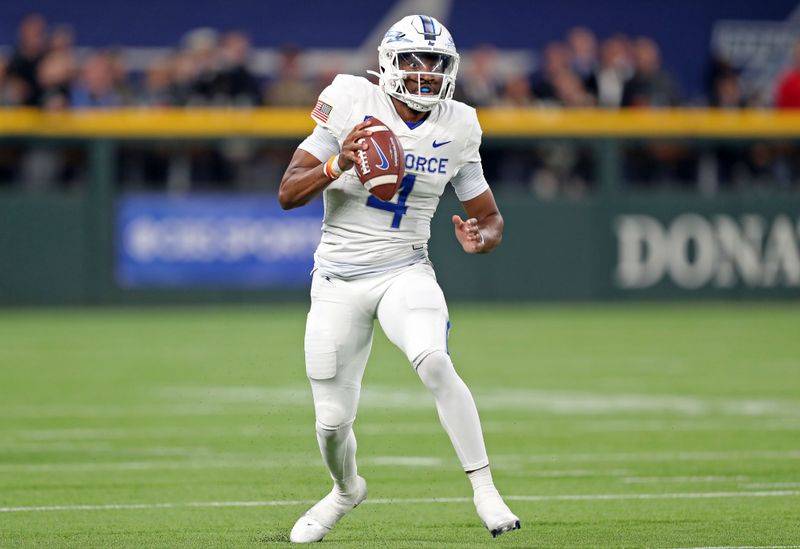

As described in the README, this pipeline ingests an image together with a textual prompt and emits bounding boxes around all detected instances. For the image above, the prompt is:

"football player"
[279,14,520,543]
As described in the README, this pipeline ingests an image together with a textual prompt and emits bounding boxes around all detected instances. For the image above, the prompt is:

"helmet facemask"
[380,49,459,112]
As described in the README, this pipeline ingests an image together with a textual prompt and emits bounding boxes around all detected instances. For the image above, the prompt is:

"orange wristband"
[323,154,344,179]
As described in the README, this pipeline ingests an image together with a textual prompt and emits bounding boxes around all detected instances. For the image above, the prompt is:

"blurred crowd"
[2,13,800,195]
[0,14,322,110]
[5,14,800,110]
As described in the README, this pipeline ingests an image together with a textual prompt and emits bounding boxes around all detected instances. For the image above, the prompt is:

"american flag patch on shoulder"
[311,100,333,123]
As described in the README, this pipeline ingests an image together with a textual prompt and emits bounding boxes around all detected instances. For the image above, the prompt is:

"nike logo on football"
[432,140,452,148]
[370,138,390,169]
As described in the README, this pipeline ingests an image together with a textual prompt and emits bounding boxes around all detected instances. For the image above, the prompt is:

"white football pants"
[305,262,490,478]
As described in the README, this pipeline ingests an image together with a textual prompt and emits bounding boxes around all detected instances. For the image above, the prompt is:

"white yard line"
[1,490,798,513]
[6,418,799,440]
[0,456,441,472]
[365,456,444,467]
[576,419,800,433]
[529,468,632,477]
[623,476,750,484]
[506,490,800,501]
[738,482,800,489]
[658,546,800,549]
[4,386,800,418]
[502,449,800,463]
[1,449,798,473]
[0,460,310,472]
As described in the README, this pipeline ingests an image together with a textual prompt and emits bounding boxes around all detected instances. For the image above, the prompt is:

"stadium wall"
[431,194,800,301]
[1,109,799,305]
[3,193,799,305]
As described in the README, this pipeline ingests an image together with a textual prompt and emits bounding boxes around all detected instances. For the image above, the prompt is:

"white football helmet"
[370,15,460,112]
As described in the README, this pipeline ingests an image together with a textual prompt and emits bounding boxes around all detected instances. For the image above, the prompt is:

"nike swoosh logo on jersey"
[432,140,452,148]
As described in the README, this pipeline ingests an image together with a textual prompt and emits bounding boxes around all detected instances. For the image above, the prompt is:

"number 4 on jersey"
[366,174,415,228]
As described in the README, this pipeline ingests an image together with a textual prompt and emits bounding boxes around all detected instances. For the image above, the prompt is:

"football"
[354,117,405,201]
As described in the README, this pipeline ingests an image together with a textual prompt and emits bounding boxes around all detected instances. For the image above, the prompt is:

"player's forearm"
[278,166,331,210]
[478,212,504,253]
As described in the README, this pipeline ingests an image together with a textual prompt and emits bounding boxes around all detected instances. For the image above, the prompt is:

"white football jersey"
[304,74,488,279]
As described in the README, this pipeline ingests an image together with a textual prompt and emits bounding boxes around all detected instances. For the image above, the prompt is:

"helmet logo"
[384,30,412,43]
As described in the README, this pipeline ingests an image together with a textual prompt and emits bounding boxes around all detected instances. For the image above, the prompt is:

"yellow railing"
[2,108,800,138]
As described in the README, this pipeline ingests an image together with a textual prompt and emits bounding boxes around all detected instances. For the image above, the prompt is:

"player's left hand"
[452,215,485,254]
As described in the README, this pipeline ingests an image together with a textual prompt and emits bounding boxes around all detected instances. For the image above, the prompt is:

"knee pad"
[310,378,359,430]
[416,349,457,393]
[314,401,353,432]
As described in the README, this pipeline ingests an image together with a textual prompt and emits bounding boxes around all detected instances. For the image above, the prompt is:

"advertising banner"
[116,194,322,288]
[613,213,800,291]
[429,196,800,301]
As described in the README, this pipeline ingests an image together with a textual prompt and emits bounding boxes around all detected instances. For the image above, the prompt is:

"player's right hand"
[339,121,374,172]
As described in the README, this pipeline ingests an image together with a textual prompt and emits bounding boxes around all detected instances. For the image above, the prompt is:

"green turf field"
[1,304,799,548]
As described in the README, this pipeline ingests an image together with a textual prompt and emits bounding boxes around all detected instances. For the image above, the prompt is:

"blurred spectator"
[531,41,571,102]
[207,31,262,106]
[1,54,12,104]
[621,41,687,189]
[108,49,135,105]
[49,24,75,56]
[456,44,502,107]
[2,55,31,106]
[586,35,633,108]
[567,27,598,87]
[531,40,594,107]
[498,73,535,106]
[550,68,595,107]
[138,56,175,107]
[622,37,680,107]
[70,52,122,108]
[265,45,316,106]
[706,54,736,105]
[38,23,78,109]
[6,13,48,106]
[181,27,221,105]
[37,50,74,110]
[170,50,200,105]
[775,39,800,109]
[711,73,746,109]
[21,26,79,191]
[703,69,748,192]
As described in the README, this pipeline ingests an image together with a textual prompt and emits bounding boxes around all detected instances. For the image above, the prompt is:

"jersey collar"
[404,111,430,130]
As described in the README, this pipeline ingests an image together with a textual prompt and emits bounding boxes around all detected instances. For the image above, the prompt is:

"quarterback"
[279,15,520,543]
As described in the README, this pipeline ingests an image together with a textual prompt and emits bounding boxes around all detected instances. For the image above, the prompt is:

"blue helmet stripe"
[419,15,436,41]
[419,15,429,32]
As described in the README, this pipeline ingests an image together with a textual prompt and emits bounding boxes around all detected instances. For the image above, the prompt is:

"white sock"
[467,465,496,493]
[315,422,359,496]
[416,350,489,471]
